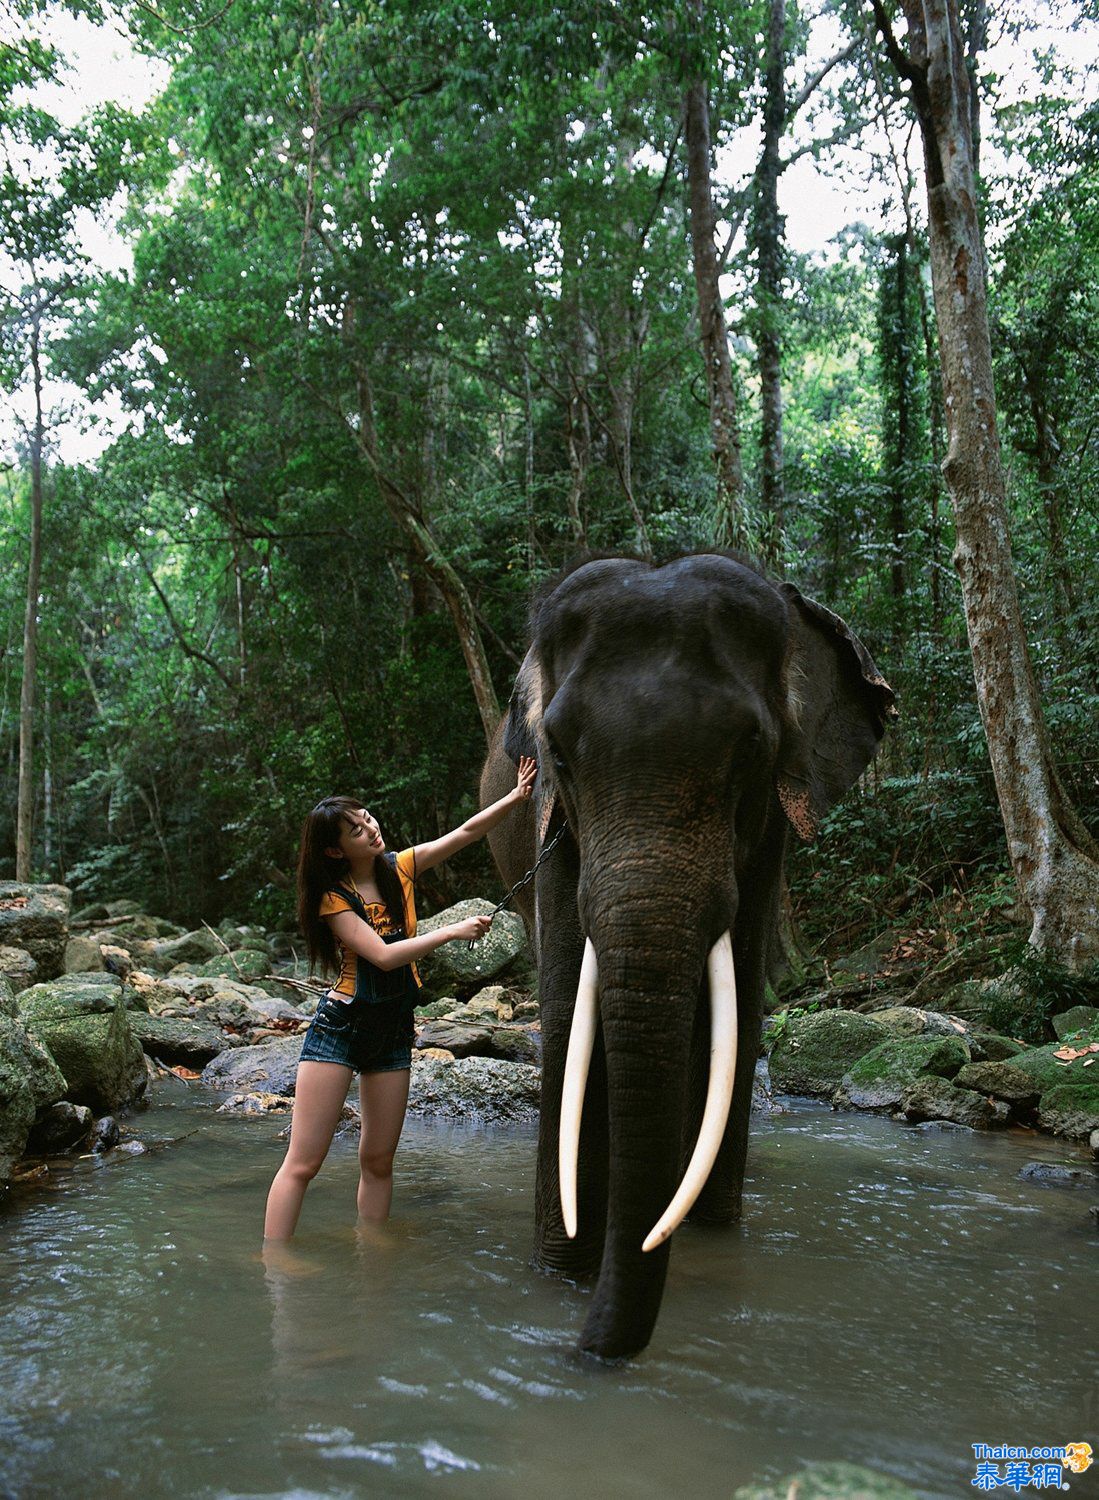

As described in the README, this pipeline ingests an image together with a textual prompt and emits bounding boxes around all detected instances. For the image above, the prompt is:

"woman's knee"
[359,1145,396,1180]
[281,1151,326,1185]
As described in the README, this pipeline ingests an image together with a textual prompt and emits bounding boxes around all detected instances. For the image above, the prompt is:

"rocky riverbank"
[2,881,1097,1193]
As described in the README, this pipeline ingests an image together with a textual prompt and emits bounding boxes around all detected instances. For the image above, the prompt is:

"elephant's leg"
[532,832,608,1279]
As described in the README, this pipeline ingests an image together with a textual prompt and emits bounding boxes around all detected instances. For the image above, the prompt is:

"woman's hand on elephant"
[514,755,537,801]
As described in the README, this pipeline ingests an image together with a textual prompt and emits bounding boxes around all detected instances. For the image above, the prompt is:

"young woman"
[263,755,537,1241]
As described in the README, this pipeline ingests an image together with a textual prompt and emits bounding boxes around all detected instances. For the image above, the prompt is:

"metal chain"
[468,822,569,948]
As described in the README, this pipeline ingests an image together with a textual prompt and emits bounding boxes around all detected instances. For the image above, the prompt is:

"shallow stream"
[1,1083,1095,1499]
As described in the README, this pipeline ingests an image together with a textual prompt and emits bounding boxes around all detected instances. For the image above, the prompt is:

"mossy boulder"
[1037,1081,1099,1141]
[189,950,269,982]
[954,1060,1040,1110]
[1005,1024,1099,1094]
[17,974,148,1023]
[734,1462,918,1500]
[867,1006,1021,1062]
[836,1035,970,1112]
[0,1012,70,1180]
[1052,1005,1099,1039]
[24,1000,147,1115]
[0,975,16,1019]
[901,1076,1006,1128]
[151,929,225,968]
[767,1010,888,1098]
[416,901,528,991]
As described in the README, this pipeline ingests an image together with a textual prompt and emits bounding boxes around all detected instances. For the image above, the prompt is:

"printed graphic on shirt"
[321,847,419,997]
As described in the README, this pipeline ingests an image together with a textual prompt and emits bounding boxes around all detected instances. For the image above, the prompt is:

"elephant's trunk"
[560,935,737,1253]
[567,910,732,1360]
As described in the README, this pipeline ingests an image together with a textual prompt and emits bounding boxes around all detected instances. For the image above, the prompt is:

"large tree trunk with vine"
[684,1,744,547]
[875,0,1099,964]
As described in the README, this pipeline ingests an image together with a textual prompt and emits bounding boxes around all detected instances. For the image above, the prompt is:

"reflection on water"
[1,1084,1095,1500]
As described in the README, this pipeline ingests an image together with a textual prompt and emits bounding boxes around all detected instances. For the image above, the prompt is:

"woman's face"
[327,807,385,862]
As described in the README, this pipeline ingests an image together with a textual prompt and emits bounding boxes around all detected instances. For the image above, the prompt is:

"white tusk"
[642,931,738,1253]
[559,938,599,1239]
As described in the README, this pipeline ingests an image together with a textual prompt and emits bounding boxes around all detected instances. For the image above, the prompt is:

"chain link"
[468,822,569,948]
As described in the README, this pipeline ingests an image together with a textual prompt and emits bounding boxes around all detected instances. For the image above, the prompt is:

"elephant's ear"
[502,646,543,767]
[776,585,898,842]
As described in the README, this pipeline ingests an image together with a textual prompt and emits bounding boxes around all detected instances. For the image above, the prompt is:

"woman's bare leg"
[357,1069,411,1222]
[264,1061,353,1240]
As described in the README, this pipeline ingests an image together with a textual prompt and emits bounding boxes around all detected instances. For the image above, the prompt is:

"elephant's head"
[493,554,895,1359]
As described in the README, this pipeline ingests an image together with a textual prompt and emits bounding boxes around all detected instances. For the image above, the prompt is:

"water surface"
[1,1082,1095,1499]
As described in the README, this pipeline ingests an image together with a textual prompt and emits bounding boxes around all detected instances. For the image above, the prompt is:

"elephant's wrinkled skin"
[480,553,895,1359]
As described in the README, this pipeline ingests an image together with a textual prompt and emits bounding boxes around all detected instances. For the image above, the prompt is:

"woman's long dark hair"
[296,796,407,975]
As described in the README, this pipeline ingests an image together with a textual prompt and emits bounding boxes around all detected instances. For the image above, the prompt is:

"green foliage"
[1,0,1096,958]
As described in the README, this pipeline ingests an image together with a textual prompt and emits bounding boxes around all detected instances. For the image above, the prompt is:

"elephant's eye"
[545,734,568,773]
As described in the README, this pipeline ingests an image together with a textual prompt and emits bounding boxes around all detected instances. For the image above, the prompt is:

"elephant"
[479,551,896,1360]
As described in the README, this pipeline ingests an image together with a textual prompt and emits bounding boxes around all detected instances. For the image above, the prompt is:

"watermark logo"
[970,1443,1093,1492]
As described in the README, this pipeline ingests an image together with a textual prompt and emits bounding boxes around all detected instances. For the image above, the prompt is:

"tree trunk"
[752,0,786,566]
[874,0,1099,964]
[16,309,44,882]
[880,234,911,648]
[352,351,501,743]
[684,2,745,547]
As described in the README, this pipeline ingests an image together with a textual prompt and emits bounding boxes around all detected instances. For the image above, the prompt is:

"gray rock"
[417,900,528,990]
[1091,1128,1099,1159]
[900,1076,1007,1129]
[267,932,300,960]
[71,903,110,923]
[407,1055,540,1123]
[1018,1161,1095,1188]
[105,900,143,918]
[835,1035,971,1112]
[215,1091,294,1115]
[415,1018,539,1065]
[1052,1005,1099,1040]
[151,929,225,967]
[201,1034,305,1095]
[92,1115,120,1152]
[128,1013,233,1067]
[768,1010,889,1098]
[0,975,15,1019]
[0,944,38,993]
[24,1000,147,1115]
[451,985,515,1021]
[0,883,71,980]
[26,1101,93,1154]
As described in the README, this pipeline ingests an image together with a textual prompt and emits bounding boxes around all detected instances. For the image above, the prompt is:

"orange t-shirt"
[319,847,420,997]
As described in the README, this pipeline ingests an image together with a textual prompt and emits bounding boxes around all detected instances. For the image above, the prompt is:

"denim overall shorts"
[300,865,419,1074]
